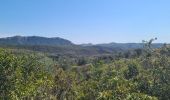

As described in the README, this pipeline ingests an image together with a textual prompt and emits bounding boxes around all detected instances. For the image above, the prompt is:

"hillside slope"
[0,36,73,46]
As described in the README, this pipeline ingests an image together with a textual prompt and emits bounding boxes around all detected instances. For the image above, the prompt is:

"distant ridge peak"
[0,36,74,46]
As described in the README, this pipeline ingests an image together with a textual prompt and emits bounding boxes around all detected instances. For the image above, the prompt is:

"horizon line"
[0,35,168,45]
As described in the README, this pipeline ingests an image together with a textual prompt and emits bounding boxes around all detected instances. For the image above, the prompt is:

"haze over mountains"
[0,36,163,57]
[0,36,163,47]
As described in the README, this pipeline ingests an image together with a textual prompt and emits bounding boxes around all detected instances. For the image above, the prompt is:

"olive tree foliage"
[51,66,78,100]
[0,49,53,99]
[138,38,170,100]
[67,59,157,100]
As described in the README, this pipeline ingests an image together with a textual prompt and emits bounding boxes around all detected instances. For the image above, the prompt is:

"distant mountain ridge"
[0,36,164,49]
[0,36,73,46]
[0,36,165,57]
[95,42,163,49]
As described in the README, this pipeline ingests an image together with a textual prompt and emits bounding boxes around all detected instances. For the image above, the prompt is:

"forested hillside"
[0,39,170,100]
[0,36,73,46]
[0,36,164,57]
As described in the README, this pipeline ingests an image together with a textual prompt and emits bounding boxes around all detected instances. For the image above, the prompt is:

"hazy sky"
[0,0,170,44]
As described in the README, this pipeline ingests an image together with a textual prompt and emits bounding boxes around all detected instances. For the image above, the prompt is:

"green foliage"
[0,49,52,99]
[51,67,77,100]
[0,39,170,100]
[124,62,139,80]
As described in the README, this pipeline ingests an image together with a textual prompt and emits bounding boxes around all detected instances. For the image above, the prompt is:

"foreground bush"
[0,49,52,99]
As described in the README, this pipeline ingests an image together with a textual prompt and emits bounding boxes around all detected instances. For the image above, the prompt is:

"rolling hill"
[0,36,164,57]
[0,36,73,46]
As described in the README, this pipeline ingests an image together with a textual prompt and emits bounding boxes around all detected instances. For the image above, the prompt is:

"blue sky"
[0,0,170,44]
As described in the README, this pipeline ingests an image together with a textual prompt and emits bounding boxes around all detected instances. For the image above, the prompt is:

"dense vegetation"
[0,39,170,100]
